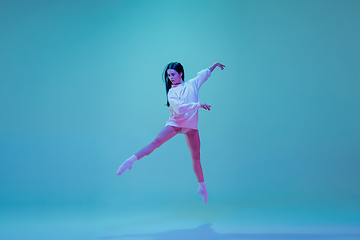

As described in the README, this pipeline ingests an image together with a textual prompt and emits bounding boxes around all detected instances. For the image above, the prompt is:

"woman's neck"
[172,81,183,88]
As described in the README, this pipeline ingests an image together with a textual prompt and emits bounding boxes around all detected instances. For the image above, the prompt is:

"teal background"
[1,0,359,239]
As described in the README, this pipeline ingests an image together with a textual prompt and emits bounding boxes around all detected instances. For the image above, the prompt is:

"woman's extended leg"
[117,125,179,175]
[185,129,208,204]
[135,125,179,159]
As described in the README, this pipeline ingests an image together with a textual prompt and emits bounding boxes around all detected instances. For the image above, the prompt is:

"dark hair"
[163,62,184,107]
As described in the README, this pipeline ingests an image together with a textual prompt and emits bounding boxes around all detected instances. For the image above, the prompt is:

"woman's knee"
[191,153,201,163]
[151,137,163,149]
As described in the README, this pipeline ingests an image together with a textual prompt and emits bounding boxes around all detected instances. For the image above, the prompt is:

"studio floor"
[1,202,359,240]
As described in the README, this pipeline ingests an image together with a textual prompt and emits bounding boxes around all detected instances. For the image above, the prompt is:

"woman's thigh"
[185,129,200,158]
[135,125,179,159]
[154,125,179,146]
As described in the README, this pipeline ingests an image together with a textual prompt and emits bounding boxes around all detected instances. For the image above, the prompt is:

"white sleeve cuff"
[206,68,211,76]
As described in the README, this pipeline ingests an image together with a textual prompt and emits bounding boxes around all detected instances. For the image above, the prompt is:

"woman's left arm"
[209,62,225,72]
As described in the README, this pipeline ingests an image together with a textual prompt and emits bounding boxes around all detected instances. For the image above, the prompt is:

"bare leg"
[185,129,204,182]
[135,125,179,159]
[185,129,208,204]
[117,126,179,175]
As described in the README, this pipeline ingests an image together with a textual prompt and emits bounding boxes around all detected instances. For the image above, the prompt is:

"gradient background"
[1,0,359,239]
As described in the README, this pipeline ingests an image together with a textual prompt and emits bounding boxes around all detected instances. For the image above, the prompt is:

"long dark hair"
[163,62,184,107]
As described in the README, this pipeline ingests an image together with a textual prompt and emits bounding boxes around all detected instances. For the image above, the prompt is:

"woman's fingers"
[202,104,211,110]
[201,103,211,110]
[216,63,225,69]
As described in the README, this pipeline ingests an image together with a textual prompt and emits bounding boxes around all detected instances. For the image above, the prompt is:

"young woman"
[117,62,225,204]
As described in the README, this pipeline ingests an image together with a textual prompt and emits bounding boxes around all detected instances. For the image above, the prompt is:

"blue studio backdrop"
[1,0,359,239]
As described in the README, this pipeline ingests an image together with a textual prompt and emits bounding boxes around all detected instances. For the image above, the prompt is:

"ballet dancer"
[117,62,225,204]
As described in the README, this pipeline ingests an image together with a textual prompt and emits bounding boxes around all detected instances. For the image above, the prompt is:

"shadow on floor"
[100,223,360,240]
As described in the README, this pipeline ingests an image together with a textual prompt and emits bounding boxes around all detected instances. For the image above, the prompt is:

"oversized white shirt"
[165,68,211,129]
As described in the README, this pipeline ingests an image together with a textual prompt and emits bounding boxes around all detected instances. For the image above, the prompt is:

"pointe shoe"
[116,160,133,175]
[198,187,208,204]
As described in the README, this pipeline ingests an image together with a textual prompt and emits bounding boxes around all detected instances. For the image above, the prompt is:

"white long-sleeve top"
[165,68,211,129]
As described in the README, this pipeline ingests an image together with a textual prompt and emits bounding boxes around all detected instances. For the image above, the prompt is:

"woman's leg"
[117,125,179,175]
[185,129,208,204]
[185,129,204,182]
[134,125,179,159]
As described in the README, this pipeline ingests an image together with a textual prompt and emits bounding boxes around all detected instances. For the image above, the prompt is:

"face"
[167,69,183,86]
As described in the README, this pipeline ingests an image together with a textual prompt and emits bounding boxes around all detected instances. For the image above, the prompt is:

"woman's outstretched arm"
[209,62,225,72]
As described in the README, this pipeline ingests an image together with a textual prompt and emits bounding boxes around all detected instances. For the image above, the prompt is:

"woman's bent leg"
[117,126,179,175]
[185,129,208,204]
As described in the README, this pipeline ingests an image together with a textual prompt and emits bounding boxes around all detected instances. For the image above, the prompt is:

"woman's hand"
[209,62,225,72]
[216,62,225,70]
[200,103,211,111]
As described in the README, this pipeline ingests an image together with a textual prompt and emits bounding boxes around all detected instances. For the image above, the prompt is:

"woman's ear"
[180,72,183,78]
